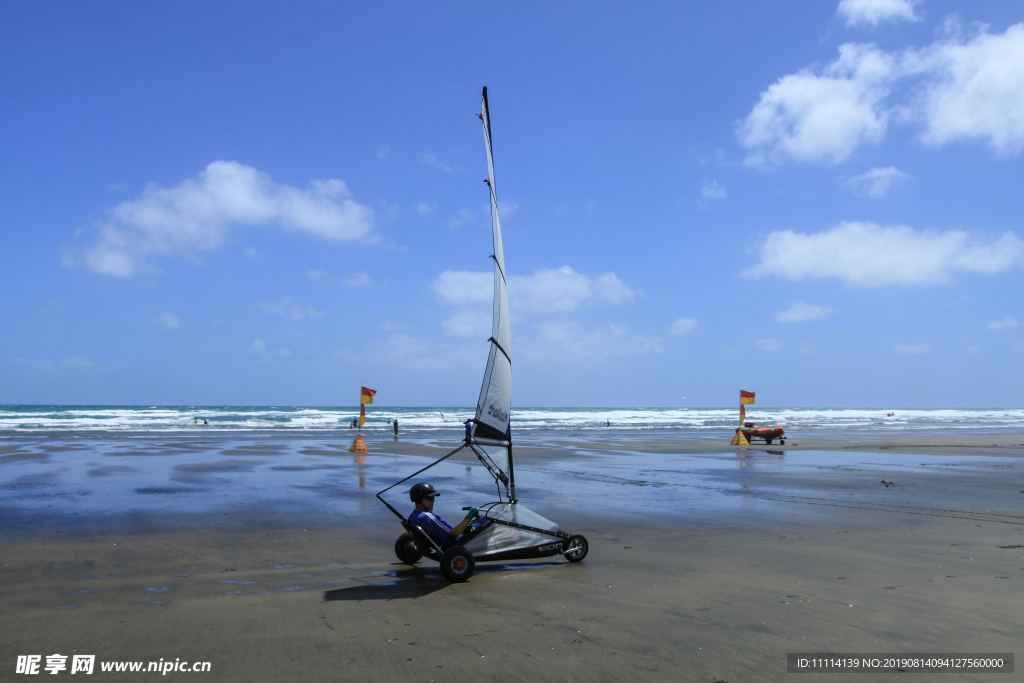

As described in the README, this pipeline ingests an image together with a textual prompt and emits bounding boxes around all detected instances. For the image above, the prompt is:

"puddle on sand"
[257,586,307,595]
[54,605,77,609]
[4,437,1019,528]
[143,587,171,593]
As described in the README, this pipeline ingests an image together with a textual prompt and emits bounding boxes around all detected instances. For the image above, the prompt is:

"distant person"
[605,420,610,427]
[393,419,399,436]
[464,418,474,441]
[203,419,208,425]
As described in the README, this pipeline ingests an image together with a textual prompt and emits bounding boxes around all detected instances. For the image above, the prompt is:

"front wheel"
[394,533,423,564]
[563,535,588,563]
[440,545,475,582]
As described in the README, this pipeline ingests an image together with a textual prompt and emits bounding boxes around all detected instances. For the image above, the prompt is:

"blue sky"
[2,0,1022,408]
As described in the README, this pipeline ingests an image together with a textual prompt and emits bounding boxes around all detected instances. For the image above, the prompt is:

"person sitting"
[406,482,478,549]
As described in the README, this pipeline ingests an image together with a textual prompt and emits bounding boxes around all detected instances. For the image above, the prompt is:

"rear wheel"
[394,533,422,564]
[765,438,773,445]
[564,535,588,563]
[440,546,475,582]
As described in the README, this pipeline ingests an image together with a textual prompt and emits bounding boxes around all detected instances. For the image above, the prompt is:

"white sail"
[472,87,513,445]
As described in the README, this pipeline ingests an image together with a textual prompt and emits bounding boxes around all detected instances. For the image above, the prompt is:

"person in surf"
[407,482,479,549]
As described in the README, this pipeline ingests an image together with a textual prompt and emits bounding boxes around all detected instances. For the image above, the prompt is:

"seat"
[401,520,444,560]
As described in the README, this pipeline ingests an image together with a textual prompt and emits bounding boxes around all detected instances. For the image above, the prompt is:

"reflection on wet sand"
[2,434,1023,534]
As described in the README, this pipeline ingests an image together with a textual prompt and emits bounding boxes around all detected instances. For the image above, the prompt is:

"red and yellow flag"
[359,387,377,428]
[739,390,755,425]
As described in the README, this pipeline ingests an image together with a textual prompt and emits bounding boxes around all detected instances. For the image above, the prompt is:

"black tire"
[563,535,588,563]
[765,438,773,445]
[780,439,785,445]
[440,546,475,582]
[394,533,423,564]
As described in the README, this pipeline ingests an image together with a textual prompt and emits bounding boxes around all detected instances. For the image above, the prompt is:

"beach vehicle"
[740,423,786,445]
[376,88,588,583]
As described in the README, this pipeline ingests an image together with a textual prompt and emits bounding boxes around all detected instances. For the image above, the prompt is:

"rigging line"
[487,336,511,364]
[374,443,470,505]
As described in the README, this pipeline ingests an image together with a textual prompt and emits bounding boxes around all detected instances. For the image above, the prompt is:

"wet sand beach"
[2,431,1022,681]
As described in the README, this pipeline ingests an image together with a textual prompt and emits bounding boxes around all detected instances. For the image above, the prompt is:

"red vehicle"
[739,422,785,445]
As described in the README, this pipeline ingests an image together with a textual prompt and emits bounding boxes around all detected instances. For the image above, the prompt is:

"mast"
[473,86,516,501]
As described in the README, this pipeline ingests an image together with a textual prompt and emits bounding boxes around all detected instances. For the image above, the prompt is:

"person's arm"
[448,508,478,537]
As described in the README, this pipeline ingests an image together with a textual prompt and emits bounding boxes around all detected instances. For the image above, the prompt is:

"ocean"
[0,405,1021,436]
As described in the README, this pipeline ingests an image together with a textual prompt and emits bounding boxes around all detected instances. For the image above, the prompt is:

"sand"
[1,432,1022,681]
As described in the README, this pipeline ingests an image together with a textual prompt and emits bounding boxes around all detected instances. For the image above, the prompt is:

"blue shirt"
[408,509,456,549]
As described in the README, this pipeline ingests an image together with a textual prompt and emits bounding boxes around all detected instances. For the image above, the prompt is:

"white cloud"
[341,273,373,288]
[440,310,489,338]
[738,43,895,164]
[842,166,911,198]
[12,356,125,372]
[776,301,835,323]
[986,315,1019,331]
[151,312,180,331]
[258,298,326,320]
[433,266,638,327]
[895,343,930,354]
[419,153,457,173]
[432,271,493,308]
[912,24,1024,153]
[755,339,786,352]
[70,161,376,277]
[416,202,437,216]
[447,209,475,230]
[513,267,638,313]
[308,270,373,288]
[740,23,1024,163]
[520,322,664,361]
[700,179,726,202]
[965,344,980,354]
[837,0,921,28]
[430,266,651,360]
[667,317,698,336]
[248,339,272,363]
[497,198,521,217]
[367,333,463,372]
[744,221,1024,287]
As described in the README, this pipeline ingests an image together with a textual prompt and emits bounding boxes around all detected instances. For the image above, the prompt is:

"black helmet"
[409,482,440,503]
